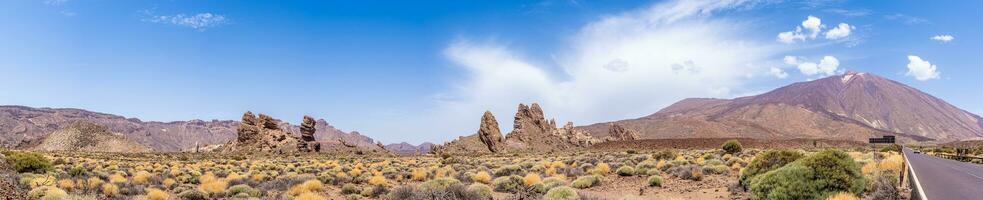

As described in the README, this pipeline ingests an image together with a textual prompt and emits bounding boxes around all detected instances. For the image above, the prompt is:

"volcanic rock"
[297,116,320,152]
[477,111,505,153]
[221,112,302,153]
[606,123,640,141]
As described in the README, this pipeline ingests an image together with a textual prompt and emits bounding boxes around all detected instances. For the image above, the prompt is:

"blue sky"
[1,0,980,144]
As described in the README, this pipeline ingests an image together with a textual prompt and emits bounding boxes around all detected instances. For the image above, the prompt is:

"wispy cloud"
[143,11,229,31]
[884,13,928,25]
[427,0,785,140]
[43,0,69,6]
[824,8,870,17]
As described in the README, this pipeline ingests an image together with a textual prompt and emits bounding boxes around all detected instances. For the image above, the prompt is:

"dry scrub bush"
[472,171,492,184]
[593,163,611,174]
[146,188,169,200]
[101,183,119,197]
[878,154,903,174]
[826,192,859,200]
[524,173,542,186]
[133,171,153,185]
[57,179,75,190]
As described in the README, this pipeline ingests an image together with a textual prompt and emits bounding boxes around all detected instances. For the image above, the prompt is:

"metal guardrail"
[934,153,983,163]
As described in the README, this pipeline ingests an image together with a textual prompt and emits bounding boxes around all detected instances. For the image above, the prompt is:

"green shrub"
[748,150,866,200]
[652,150,678,160]
[647,175,662,187]
[541,177,567,191]
[491,175,524,193]
[341,183,361,194]
[225,184,260,197]
[544,186,579,200]
[4,152,52,173]
[418,178,461,190]
[177,189,208,200]
[616,166,634,176]
[493,165,522,176]
[570,175,600,189]
[467,183,493,199]
[739,150,804,187]
[703,165,729,175]
[68,165,86,177]
[722,140,743,154]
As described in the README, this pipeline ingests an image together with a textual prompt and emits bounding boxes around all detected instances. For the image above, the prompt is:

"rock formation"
[221,112,303,153]
[503,103,597,152]
[606,123,640,141]
[477,111,505,153]
[436,103,599,155]
[297,116,320,152]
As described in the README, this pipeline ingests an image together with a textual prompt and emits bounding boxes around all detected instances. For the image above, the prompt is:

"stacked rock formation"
[222,112,303,153]
[477,111,505,153]
[606,123,640,141]
[435,103,598,155]
[297,116,321,152]
[503,103,598,151]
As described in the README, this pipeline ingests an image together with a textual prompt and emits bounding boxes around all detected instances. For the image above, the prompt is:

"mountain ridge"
[579,71,981,143]
[0,105,379,152]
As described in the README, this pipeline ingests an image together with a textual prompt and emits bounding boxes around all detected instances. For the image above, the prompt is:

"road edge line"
[904,148,929,200]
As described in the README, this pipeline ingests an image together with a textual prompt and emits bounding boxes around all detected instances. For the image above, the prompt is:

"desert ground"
[0,139,918,200]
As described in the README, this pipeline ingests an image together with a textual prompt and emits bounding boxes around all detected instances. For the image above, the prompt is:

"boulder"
[607,123,640,141]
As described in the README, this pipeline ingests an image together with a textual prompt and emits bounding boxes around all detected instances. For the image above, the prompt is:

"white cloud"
[145,12,228,30]
[905,55,940,81]
[824,23,853,39]
[777,27,806,44]
[429,0,781,140]
[783,55,800,65]
[802,16,823,38]
[769,67,789,79]
[785,55,840,76]
[778,15,856,44]
[930,35,954,43]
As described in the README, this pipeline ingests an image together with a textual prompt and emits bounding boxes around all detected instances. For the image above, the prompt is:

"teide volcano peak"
[580,71,983,142]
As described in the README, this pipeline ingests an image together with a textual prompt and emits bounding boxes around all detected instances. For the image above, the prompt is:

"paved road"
[903,148,983,200]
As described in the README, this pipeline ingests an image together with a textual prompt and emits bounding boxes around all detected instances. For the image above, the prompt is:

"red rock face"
[580,71,982,142]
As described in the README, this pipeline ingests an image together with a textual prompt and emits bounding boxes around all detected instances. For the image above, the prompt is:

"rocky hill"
[0,106,379,152]
[32,121,150,153]
[579,71,981,143]
[434,103,603,155]
[384,142,434,155]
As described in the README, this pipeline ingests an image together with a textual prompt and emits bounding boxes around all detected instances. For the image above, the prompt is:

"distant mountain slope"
[580,72,981,142]
[384,142,434,155]
[0,106,378,152]
[32,121,150,153]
